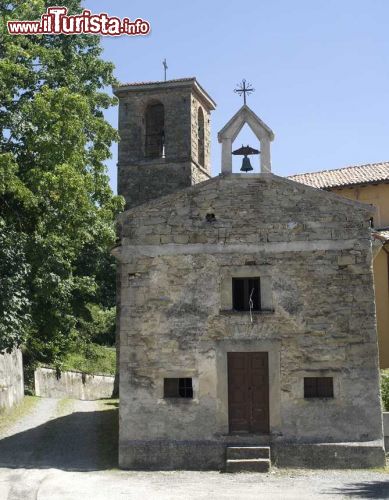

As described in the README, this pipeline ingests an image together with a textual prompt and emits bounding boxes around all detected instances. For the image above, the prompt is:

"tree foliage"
[0,219,31,352]
[0,1,123,364]
[381,371,389,411]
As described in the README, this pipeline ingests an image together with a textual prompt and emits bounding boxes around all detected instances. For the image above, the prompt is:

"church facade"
[112,78,385,470]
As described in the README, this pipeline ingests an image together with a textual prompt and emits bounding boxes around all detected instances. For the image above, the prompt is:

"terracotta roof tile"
[288,162,389,189]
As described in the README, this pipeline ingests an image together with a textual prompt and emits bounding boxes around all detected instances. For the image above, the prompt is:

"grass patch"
[58,343,116,376]
[0,395,39,434]
[367,463,389,474]
[381,369,389,411]
[56,398,74,417]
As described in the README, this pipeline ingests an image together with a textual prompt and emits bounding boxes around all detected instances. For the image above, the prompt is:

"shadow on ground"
[102,401,119,408]
[328,480,389,498]
[0,402,118,471]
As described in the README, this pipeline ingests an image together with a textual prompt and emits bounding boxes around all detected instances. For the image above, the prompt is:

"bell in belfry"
[232,144,260,173]
[240,155,253,172]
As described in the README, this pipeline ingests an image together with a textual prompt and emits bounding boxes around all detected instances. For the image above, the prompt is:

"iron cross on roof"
[163,59,168,81]
[234,79,255,105]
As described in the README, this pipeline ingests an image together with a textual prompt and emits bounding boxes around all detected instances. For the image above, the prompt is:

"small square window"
[304,377,334,398]
[164,378,193,398]
[232,277,261,311]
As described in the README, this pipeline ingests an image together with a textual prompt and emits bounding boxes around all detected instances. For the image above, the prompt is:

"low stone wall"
[34,367,114,401]
[119,439,386,470]
[272,442,385,469]
[383,412,389,450]
[0,349,24,412]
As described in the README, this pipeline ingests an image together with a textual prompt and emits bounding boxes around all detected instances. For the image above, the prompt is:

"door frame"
[215,340,281,435]
[227,351,270,434]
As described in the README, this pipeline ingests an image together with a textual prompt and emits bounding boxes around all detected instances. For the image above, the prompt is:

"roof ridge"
[289,161,389,178]
[115,77,196,87]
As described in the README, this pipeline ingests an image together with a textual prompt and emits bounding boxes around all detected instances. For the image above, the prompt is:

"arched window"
[145,101,165,158]
[198,107,205,167]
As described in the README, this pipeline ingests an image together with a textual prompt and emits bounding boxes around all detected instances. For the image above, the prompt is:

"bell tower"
[218,105,274,174]
[113,78,216,209]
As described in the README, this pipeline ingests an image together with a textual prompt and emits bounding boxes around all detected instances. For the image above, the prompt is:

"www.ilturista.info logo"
[7,7,150,36]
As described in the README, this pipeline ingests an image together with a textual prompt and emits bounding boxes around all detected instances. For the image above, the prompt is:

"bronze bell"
[240,155,253,172]
[232,144,259,173]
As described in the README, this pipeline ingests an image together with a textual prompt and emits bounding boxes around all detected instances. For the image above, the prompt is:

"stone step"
[226,458,271,473]
[224,434,270,446]
[226,446,270,460]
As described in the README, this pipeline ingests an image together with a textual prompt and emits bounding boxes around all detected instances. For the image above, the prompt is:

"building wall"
[0,349,24,412]
[373,250,389,367]
[332,184,389,228]
[331,184,389,368]
[116,174,384,469]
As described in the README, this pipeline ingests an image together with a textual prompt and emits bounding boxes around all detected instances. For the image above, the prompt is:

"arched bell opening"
[231,123,260,173]
[145,101,165,159]
[197,107,205,167]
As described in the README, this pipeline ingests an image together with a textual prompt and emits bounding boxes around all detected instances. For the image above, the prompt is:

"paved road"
[0,398,388,499]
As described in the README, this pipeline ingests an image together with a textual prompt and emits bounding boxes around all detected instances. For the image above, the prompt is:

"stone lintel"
[113,239,362,262]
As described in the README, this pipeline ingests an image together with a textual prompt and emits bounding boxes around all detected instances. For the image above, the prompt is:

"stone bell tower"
[218,105,274,174]
[113,78,216,209]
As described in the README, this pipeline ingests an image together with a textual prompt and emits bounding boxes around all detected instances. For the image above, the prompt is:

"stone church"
[112,78,385,471]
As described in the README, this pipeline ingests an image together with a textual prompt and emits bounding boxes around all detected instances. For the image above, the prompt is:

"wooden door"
[227,352,269,434]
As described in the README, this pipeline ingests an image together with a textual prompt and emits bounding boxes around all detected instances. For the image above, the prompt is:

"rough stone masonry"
[113,172,385,470]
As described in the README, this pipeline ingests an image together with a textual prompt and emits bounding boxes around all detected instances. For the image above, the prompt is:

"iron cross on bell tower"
[232,79,258,172]
[234,79,255,105]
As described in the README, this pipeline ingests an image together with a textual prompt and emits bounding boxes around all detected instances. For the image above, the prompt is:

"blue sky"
[84,0,389,193]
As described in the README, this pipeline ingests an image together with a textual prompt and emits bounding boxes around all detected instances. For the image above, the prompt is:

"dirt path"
[0,467,389,500]
[0,397,118,500]
[0,397,118,471]
[0,399,388,499]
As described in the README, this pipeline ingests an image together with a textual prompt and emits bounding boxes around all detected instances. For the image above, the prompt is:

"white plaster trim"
[113,239,364,262]
[218,105,274,141]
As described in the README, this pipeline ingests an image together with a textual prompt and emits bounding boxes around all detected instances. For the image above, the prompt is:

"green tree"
[0,219,31,352]
[0,1,123,365]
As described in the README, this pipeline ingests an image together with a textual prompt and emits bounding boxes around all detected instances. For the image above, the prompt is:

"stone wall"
[34,367,114,401]
[383,412,389,449]
[117,161,193,210]
[190,95,211,170]
[115,173,384,469]
[0,349,24,412]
